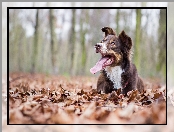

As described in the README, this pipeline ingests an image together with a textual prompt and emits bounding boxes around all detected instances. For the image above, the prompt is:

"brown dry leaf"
[65,105,75,114]
[8,73,166,124]
[9,109,30,124]
[127,90,138,103]
[80,102,97,119]
[118,103,135,119]
[105,109,126,124]
[50,109,74,124]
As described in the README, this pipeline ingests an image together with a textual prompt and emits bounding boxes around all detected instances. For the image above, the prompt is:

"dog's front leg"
[97,73,113,94]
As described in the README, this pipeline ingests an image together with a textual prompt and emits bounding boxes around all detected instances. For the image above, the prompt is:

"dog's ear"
[118,30,132,50]
[101,27,116,37]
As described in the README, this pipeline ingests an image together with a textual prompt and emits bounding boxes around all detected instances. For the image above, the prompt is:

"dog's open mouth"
[90,55,114,74]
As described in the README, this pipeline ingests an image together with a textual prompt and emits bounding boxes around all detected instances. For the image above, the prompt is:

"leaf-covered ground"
[8,73,166,124]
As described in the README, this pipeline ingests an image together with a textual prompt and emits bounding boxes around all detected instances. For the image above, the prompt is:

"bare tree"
[115,9,120,33]
[49,9,58,74]
[31,9,39,73]
[134,9,142,72]
[157,9,166,80]
[69,9,76,75]
[80,9,89,73]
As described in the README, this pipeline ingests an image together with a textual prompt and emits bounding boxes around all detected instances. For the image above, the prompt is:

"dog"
[90,27,144,95]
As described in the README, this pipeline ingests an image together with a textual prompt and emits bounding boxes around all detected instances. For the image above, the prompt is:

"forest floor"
[2,72,174,132]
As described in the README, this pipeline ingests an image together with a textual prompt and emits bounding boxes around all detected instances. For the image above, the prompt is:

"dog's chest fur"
[105,66,123,89]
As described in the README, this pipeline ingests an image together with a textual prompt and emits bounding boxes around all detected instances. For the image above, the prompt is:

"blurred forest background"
[8,3,166,83]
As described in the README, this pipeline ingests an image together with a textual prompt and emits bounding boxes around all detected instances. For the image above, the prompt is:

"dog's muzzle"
[94,43,107,53]
[95,43,102,53]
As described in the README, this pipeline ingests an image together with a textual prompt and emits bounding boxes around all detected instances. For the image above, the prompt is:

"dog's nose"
[95,43,102,53]
[95,43,102,48]
[96,43,102,47]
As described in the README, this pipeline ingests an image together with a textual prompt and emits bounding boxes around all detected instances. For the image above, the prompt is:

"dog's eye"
[101,40,104,43]
[111,42,115,45]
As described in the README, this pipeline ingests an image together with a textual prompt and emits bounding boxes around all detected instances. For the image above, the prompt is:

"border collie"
[90,27,144,95]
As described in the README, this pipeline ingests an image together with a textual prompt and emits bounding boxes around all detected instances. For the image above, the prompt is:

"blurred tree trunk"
[49,9,58,74]
[11,10,17,71]
[9,10,20,71]
[115,9,120,33]
[157,9,166,80]
[69,9,76,75]
[80,10,89,74]
[134,9,142,72]
[18,33,22,71]
[31,9,39,73]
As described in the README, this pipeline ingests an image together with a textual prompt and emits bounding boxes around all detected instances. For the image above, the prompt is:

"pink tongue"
[90,57,109,74]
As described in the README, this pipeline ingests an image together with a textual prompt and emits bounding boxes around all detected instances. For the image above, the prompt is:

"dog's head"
[90,27,132,74]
